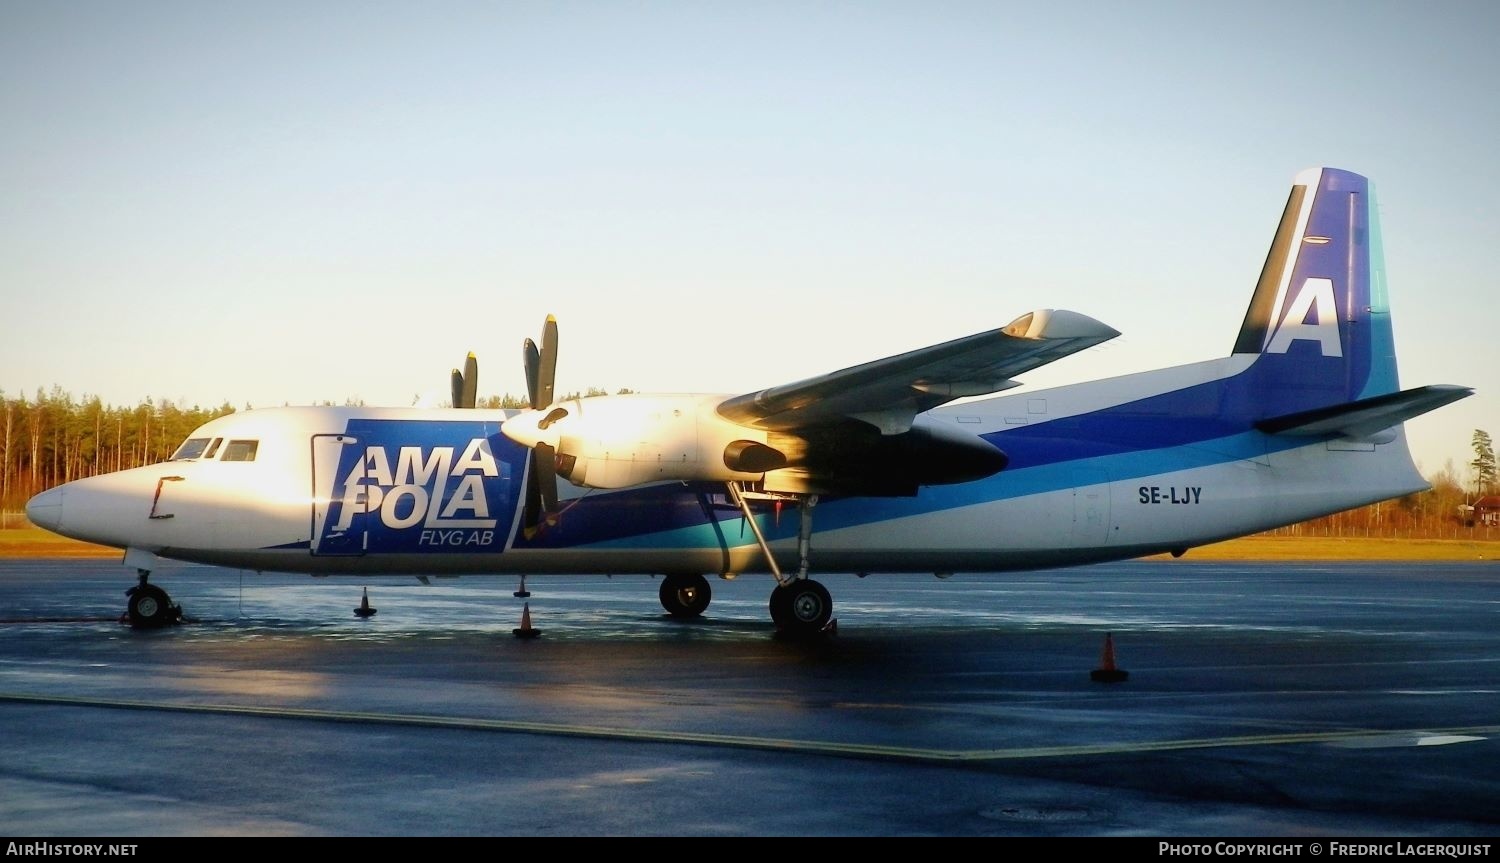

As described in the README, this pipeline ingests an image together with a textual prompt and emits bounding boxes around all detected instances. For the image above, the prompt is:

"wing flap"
[717,309,1119,432]
[1255,384,1473,439]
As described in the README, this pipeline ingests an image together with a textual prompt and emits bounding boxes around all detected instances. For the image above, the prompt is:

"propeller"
[451,352,478,409]
[517,316,561,536]
[523,315,558,410]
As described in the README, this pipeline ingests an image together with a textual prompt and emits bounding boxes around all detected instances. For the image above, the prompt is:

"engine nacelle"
[502,393,1009,494]
[763,415,1009,495]
[506,394,773,489]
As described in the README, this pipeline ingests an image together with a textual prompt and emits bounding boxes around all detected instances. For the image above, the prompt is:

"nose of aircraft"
[26,486,64,532]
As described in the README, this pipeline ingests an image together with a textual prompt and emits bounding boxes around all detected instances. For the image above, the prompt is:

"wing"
[716,309,1120,434]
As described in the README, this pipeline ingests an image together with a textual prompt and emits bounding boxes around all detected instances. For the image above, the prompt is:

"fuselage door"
[311,434,366,556]
[1072,469,1112,546]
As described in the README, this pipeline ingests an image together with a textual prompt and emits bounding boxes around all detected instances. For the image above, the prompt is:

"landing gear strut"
[726,482,833,637]
[125,569,182,629]
[659,574,712,618]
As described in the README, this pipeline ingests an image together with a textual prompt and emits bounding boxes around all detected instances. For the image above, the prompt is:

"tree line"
[0,388,1491,540]
[0,388,237,514]
[1267,459,1492,541]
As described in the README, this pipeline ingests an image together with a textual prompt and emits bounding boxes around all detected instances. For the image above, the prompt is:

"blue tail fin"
[1233,167,1399,415]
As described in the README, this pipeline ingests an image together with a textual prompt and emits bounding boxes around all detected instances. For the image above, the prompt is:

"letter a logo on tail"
[1265,277,1342,357]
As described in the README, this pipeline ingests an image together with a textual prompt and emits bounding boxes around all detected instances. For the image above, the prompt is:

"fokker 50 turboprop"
[26,168,1472,636]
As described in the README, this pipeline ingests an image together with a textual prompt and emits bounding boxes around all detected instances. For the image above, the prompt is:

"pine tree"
[1472,429,1496,496]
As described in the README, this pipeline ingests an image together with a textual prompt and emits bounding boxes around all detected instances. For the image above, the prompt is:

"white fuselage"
[26,354,1428,578]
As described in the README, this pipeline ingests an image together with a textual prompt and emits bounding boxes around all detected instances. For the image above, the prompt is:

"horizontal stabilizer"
[1255,384,1472,439]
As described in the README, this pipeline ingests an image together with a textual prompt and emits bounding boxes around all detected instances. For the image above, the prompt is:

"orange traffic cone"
[354,587,377,618]
[512,602,541,639]
[1090,632,1128,682]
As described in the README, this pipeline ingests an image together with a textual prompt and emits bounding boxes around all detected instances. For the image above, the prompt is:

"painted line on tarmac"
[0,617,123,625]
[1,691,1494,764]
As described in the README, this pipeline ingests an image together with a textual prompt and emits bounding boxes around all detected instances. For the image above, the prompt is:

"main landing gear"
[659,573,712,618]
[726,482,833,638]
[768,578,832,633]
[125,569,182,629]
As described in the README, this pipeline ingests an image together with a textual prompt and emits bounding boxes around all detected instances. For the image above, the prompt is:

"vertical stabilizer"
[1232,168,1399,416]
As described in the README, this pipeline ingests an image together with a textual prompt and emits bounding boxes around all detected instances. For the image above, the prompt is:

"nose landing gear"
[125,569,182,629]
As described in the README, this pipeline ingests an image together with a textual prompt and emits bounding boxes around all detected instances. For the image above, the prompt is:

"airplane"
[25,167,1472,637]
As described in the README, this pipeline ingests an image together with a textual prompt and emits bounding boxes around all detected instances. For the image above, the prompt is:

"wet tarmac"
[1,558,1497,835]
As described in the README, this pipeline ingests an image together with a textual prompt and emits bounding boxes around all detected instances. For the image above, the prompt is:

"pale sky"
[1,1,1495,478]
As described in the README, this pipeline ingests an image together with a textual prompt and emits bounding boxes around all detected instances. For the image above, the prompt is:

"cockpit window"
[221,440,259,462]
[170,438,212,461]
[203,438,223,459]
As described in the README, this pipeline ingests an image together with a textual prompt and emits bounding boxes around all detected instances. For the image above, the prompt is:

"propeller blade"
[522,442,561,538]
[537,315,558,410]
[535,441,559,517]
[523,338,541,410]
[460,352,478,408]
[450,369,464,409]
[522,452,542,536]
